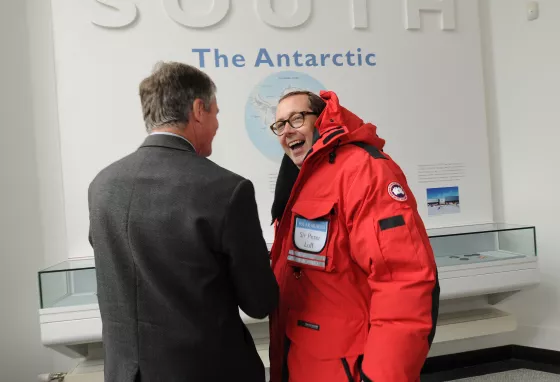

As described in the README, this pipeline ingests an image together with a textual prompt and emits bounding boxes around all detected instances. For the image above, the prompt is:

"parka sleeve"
[344,157,440,382]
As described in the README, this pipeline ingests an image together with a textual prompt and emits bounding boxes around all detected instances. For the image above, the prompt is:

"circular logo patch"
[388,182,407,202]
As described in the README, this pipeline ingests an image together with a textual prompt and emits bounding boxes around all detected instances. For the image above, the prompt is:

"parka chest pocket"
[288,199,339,273]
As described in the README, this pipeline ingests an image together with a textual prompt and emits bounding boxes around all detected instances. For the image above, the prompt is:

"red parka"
[269,91,440,382]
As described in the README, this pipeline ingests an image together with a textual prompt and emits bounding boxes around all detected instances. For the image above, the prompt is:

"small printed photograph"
[427,186,460,216]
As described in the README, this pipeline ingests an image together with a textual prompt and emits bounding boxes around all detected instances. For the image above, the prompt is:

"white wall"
[421,0,560,357]
[431,0,560,357]
[26,0,68,270]
[483,0,560,351]
[49,0,495,259]
[0,0,57,379]
[26,0,76,373]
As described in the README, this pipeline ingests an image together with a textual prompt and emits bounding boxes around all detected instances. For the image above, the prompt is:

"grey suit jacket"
[88,134,278,382]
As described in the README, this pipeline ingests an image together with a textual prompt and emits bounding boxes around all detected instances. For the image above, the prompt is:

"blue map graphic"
[245,71,326,162]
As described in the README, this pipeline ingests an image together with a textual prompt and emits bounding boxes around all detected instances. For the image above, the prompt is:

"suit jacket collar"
[140,133,196,153]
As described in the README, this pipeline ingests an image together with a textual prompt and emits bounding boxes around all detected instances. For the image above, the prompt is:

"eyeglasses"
[270,111,317,136]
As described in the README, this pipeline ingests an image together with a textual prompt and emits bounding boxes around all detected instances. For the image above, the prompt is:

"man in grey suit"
[88,62,279,382]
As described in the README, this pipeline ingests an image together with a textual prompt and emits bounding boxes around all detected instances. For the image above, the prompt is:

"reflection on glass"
[428,224,536,268]
[39,259,97,309]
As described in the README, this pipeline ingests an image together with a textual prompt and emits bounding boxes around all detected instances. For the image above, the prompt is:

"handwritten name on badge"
[294,217,328,253]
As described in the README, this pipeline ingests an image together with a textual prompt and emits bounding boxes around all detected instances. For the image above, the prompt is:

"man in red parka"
[268,90,440,382]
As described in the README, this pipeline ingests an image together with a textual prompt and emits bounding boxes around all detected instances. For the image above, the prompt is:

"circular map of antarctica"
[245,71,326,162]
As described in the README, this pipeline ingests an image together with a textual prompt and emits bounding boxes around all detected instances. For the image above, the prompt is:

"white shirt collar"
[150,132,195,150]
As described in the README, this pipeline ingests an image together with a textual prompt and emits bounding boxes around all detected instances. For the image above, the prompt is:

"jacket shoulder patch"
[388,182,407,202]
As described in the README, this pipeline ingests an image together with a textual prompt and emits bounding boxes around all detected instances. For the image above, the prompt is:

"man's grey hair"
[139,61,216,132]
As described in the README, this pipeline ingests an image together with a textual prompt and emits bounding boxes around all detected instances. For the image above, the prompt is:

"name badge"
[294,217,328,253]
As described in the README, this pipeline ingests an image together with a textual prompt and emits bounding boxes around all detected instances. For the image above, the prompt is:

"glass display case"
[427,223,537,268]
[38,258,97,309]
[38,224,537,309]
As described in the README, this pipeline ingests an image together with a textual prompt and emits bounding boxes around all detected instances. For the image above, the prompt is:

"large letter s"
[91,0,138,29]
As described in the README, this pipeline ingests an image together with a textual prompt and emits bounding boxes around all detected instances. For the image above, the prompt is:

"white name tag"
[294,217,328,253]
